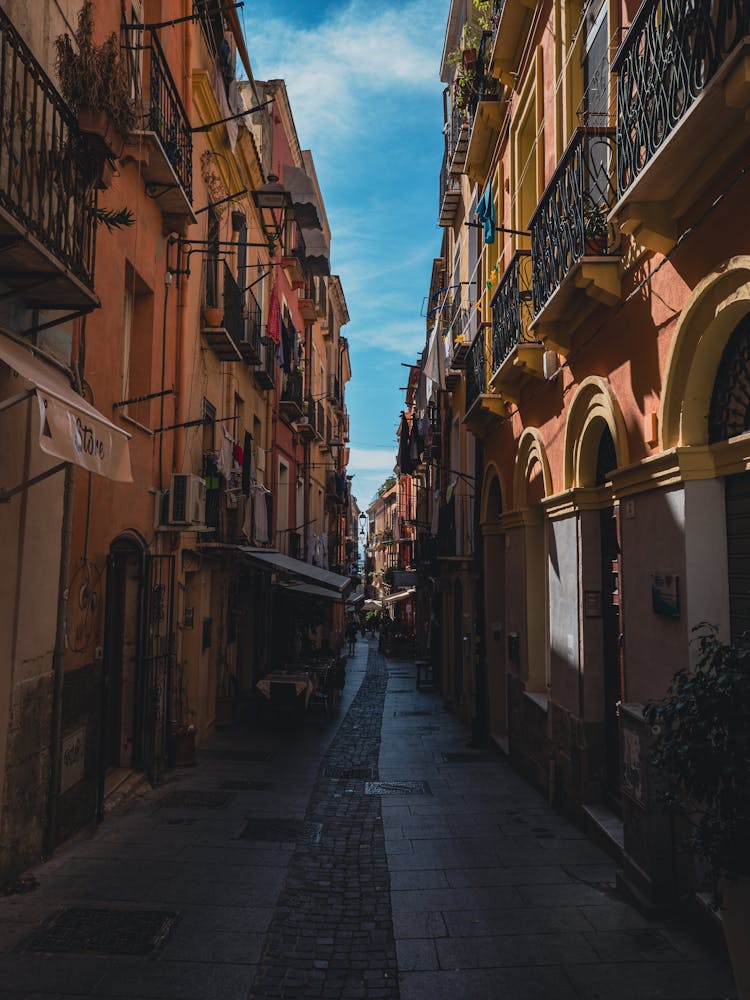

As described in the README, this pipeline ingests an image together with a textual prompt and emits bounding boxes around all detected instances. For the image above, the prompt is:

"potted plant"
[644,625,750,997]
[202,305,224,328]
[583,201,609,254]
[56,0,135,160]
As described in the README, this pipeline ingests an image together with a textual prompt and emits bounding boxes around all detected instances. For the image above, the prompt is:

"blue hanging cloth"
[476,179,496,245]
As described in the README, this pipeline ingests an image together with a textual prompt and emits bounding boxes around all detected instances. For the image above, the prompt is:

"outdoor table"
[257,671,315,708]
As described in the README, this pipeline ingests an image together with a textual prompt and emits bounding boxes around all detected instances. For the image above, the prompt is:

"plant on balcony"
[55,0,135,159]
[583,201,609,254]
[474,0,502,32]
[644,625,750,995]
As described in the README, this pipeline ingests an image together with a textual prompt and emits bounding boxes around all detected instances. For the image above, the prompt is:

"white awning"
[0,333,132,482]
[383,588,416,605]
[240,547,353,596]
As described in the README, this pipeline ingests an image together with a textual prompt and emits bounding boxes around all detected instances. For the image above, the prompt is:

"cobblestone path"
[249,646,399,1000]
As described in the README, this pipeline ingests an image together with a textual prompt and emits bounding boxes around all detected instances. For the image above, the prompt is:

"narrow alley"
[0,640,736,1000]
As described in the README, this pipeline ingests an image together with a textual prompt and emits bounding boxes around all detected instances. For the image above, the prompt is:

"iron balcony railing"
[614,0,750,199]
[530,127,617,318]
[305,395,317,434]
[439,148,461,220]
[328,374,341,406]
[491,251,535,372]
[145,30,192,200]
[281,369,303,409]
[447,98,469,164]
[467,30,502,123]
[465,325,487,412]
[243,287,262,360]
[491,0,507,41]
[223,263,243,347]
[0,6,97,290]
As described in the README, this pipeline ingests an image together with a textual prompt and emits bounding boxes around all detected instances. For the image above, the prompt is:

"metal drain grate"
[365,780,431,796]
[205,749,273,762]
[159,790,234,809]
[24,908,177,956]
[240,817,323,844]
[394,710,433,717]
[324,765,373,780]
[442,752,492,763]
[220,780,275,791]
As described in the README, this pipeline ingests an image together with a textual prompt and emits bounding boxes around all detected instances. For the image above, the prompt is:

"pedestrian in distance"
[346,618,357,655]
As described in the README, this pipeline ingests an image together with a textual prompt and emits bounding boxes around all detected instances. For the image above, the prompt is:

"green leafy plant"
[473,0,498,31]
[55,0,135,137]
[643,625,750,885]
[90,206,136,232]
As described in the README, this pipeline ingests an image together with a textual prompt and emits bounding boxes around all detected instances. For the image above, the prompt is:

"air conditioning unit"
[169,473,206,526]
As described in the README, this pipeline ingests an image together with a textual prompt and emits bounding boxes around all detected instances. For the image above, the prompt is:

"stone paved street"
[0,639,737,999]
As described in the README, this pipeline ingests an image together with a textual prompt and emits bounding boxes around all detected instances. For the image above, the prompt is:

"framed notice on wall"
[651,572,680,618]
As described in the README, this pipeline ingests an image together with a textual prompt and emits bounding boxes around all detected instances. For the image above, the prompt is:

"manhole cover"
[240,818,323,844]
[159,790,234,809]
[24,908,177,956]
[394,710,433,717]
[205,750,273,762]
[365,780,431,796]
[442,752,492,763]
[324,765,373,780]
[220,780,275,791]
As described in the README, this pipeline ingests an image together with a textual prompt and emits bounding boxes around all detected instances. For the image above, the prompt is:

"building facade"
[413,0,750,907]
[0,0,352,887]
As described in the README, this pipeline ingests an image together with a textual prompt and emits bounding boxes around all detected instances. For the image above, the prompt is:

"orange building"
[419,0,750,906]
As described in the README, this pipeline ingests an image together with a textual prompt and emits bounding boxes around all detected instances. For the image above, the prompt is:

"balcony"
[465,30,506,184]
[489,251,543,401]
[279,370,304,422]
[281,222,306,287]
[238,289,262,364]
[529,128,621,354]
[446,99,470,173]
[253,336,276,390]
[0,7,98,310]
[202,264,243,361]
[439,150,462,227]
[297,395,317,439]
[126,30,195,233]
[489,0,539,89]
[298,296,316,321]
[611,0,750,254]
[328,374,342,409]
[463,326,506,436]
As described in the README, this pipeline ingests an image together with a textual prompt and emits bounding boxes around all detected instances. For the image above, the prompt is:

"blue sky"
[241,0,449,512]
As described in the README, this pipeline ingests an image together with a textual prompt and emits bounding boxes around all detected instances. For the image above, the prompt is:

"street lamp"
[252,174,294,254]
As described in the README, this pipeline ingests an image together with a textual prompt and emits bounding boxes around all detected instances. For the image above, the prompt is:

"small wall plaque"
[60,727,86,794]
[651,572,680,618]
[584,590,602,618]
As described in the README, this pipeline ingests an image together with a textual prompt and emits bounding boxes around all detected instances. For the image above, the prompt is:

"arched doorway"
[710,313,750,643]
[595,426,623,807]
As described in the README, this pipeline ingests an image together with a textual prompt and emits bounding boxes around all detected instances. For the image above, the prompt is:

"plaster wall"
[547,514,579,715]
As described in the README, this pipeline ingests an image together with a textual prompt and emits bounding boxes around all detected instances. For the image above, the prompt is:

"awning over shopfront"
[282,165,322,230]
[364,599,383,612]
[0,333,132,482]
[347,592,364,609]
[280,580,344,602]
[239,547,353,596]
[383,588,416,605]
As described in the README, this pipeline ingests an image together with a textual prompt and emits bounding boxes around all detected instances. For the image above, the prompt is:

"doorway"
[596,428,623,807]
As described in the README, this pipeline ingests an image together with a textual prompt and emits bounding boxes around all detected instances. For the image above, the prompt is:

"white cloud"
[247,0,446,149]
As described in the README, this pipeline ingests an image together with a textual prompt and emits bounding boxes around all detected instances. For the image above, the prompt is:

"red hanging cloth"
[268,281,281,344]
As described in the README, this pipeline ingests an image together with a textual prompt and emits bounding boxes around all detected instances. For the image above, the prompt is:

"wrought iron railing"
[447,98,469,164]
[439,149,461,218]
[260,335,276,384]
[246,287,262,344]
[281,370,303,409]
[305,396,317,433]
[467,30,502,123]
[530,127,617,317]
[146,30,192,200]
[614,0,749,198]
[465,325,487,412]
[316,400,324,437]
[223,263,242,345]
[491,0,507,41]
[0,6,97,290]
[328,374,341,405]
[491,251,535,372]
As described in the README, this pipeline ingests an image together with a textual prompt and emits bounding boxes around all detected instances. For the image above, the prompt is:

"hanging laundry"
[268,282,281,344]
[242,431,253,496]
[233,442,244,467]
[250,485,270,544]
[397,413,413,475]
[281,320,293,373]
[424,320,446,397]
[476,178,496,245]
[242,497,252,541]
[217,427,234,480]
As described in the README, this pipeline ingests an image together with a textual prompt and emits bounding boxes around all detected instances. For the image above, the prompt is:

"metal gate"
[137,553,175,785]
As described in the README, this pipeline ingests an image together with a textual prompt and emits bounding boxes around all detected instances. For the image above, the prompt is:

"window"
[120,263,154,418]
[202,398,216,453]
[581,0,609,127]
